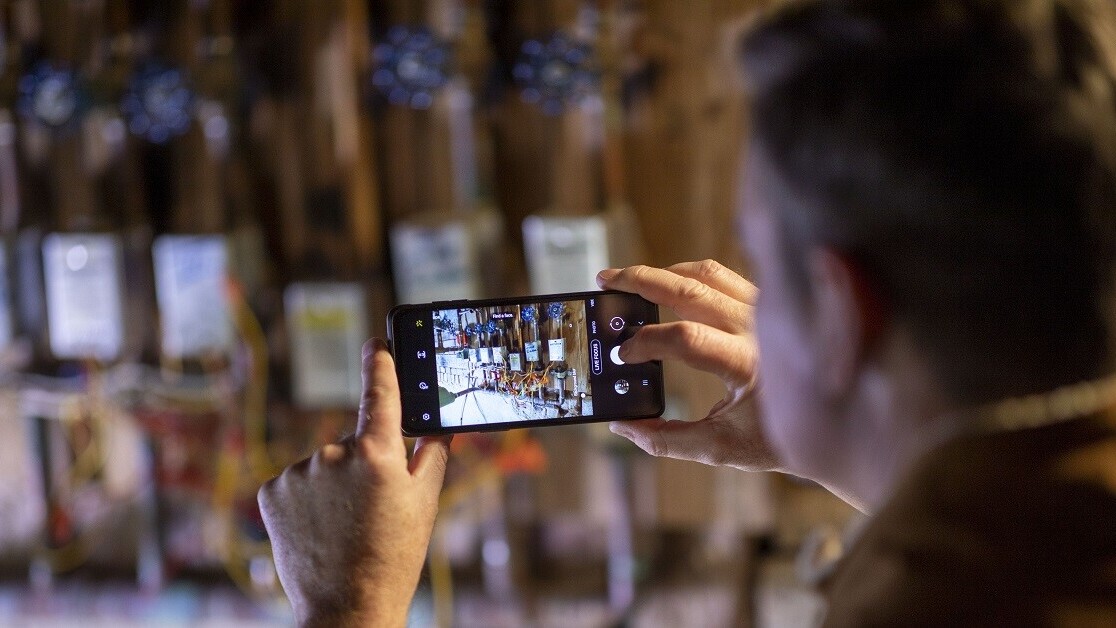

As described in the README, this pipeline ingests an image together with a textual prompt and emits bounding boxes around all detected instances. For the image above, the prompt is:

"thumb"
[409,435,452,498]
[609,418,725,465]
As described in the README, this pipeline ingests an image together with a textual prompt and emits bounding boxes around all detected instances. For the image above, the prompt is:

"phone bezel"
[388,290,665,436]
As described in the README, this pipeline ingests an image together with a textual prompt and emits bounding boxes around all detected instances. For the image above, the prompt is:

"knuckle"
[364,382,394,405]
[356,405,372,429]
[741,338,759,368]
[428,446,450,477]
[257,479,275,509]
[695,258,723,279]
[675,320,708,349]
[320,442,346,464]
[647,430,669,458]
[354,436,392,470]
[677,277,710,302]
[707,421,734,466]
[286,456,311,480]
[257,472,288,512]
[625,264,654,284]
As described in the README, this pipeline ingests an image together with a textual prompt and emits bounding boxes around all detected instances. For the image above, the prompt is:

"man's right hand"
[597,260,781,472]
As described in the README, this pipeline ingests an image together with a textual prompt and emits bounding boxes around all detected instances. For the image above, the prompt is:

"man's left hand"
[258,338,451,627]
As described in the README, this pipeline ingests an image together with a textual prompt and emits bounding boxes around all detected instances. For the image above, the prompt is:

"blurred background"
[0,0,859,625]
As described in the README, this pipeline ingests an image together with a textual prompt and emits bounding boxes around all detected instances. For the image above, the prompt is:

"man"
[258,0,1116,625]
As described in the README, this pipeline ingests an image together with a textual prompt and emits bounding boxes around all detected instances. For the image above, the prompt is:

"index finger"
[665,259,758,305]
[621,321,758,389]
[355,338,407,452]
[596,265,752,333]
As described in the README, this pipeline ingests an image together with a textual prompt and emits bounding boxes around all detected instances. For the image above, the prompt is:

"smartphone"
[388,290,664,436]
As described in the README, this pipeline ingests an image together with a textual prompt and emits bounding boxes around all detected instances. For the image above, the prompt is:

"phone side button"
[591,339,603,375]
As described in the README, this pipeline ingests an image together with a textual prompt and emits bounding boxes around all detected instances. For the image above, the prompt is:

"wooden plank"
[155,0,226,234]
[487,0,604,251]
[259,0,376,279]
[621,0,756,265]
[343,0,384,273]
[373,0,479,220]
[37,1,99,230]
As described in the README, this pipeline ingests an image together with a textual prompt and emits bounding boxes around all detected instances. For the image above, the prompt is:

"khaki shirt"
[823,413,1116,627]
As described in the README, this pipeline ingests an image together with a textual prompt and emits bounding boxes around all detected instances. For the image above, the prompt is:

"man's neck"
[840,364,963,513]
[869,407,973,508]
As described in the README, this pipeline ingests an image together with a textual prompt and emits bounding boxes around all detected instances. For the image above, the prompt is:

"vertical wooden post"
[144,0,226,235]
[487,0,604,238]
[343,0,384,275]
[373,0,477,221]
[623,0,755,267]
[256,0,379,281]
[38,1,100,231]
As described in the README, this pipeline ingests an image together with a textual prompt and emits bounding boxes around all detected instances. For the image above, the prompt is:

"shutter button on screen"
[610,345,625,365]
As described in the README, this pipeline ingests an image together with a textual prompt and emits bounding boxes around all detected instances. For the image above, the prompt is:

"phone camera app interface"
[432,300,593,427]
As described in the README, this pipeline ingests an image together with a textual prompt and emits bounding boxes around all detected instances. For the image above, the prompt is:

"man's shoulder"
[822,415,1116,627]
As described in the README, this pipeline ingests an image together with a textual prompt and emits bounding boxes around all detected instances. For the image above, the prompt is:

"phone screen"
[389,291,664,435]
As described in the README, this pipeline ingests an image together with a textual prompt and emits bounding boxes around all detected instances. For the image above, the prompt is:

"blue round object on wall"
[17,62,89,134]
[121,62,196,144]
[371,26,451,110]
[512,32,597,115]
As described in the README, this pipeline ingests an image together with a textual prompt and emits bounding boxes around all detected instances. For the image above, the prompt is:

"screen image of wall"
[431,300,592,427]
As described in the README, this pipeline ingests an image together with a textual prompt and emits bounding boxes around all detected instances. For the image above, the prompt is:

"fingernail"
[596,268,620,288]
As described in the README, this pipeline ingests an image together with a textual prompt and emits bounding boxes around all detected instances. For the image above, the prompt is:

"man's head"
[736,0,1116,481]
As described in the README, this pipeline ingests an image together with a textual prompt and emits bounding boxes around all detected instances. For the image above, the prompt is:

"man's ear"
[804,248,888,394]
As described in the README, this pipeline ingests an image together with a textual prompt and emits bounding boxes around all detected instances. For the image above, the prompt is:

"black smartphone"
[387,290,664,436]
